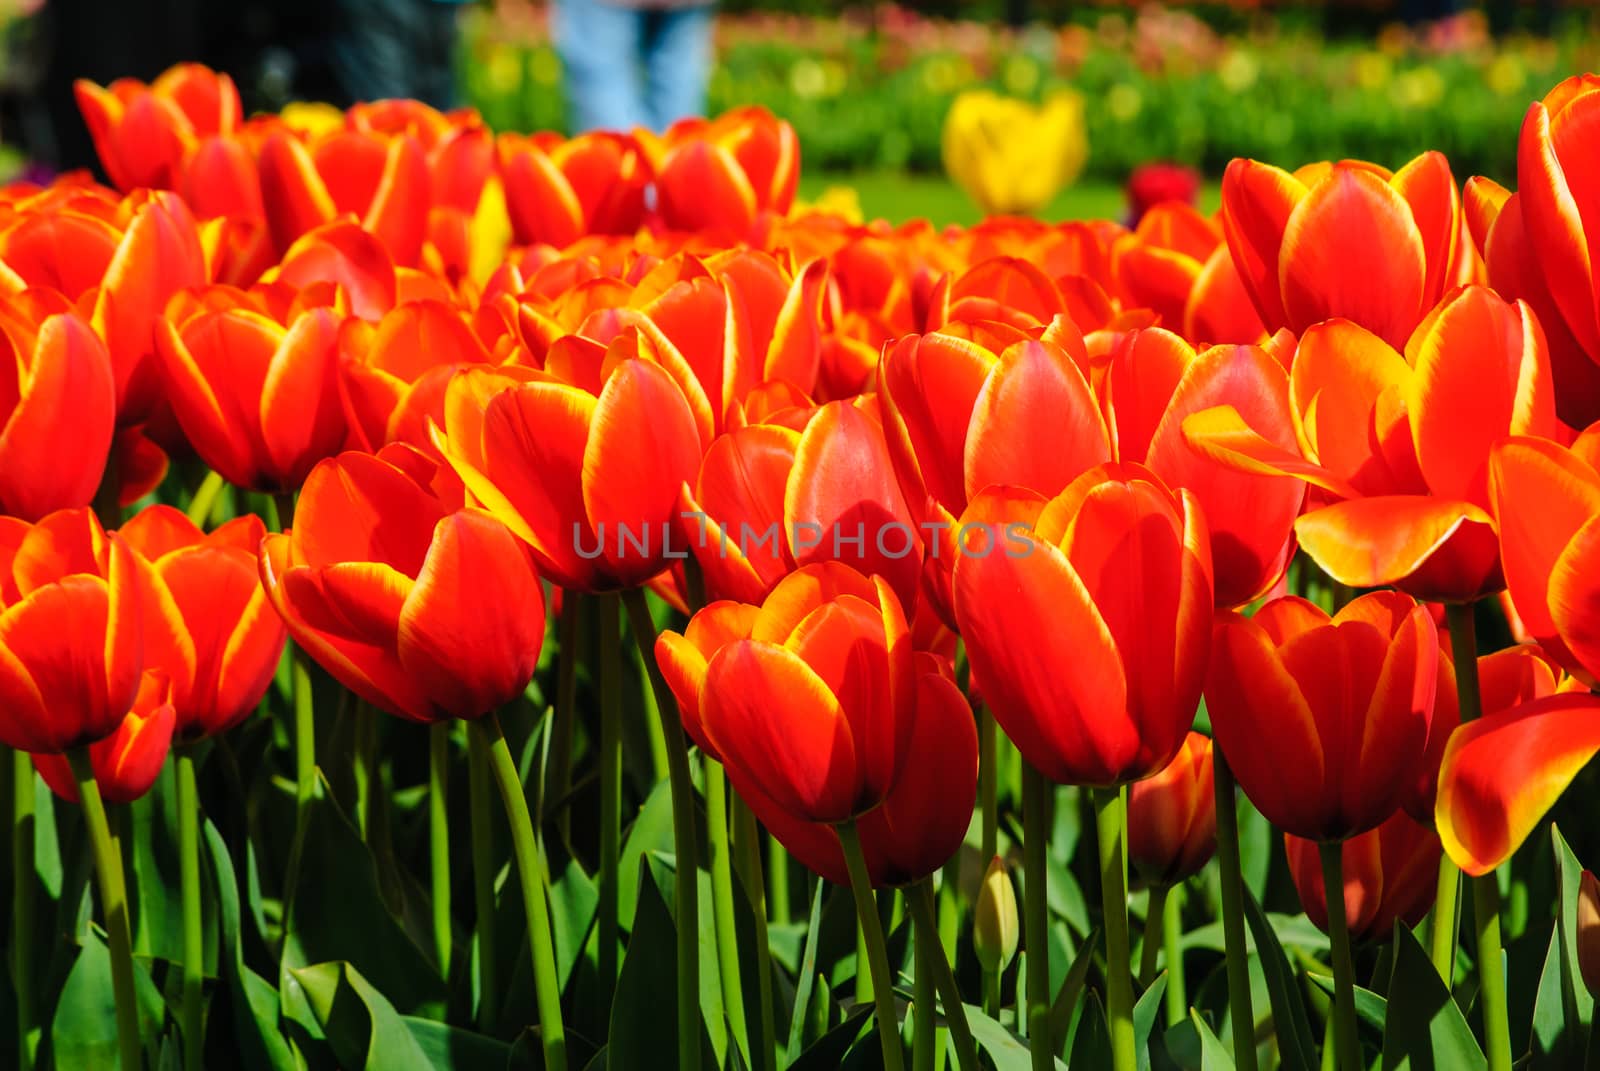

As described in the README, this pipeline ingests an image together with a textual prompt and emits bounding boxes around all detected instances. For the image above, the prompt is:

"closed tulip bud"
[974,857,1020,974]
[1127,731,1217,887]
[1580,871,1600,999]
[652,107,799,237]
[1284,812,1440,944]
[33,671,176,805]
[74,63,242,193]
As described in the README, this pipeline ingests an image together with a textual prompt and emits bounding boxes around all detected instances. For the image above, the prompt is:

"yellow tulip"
[942,89,1088,216]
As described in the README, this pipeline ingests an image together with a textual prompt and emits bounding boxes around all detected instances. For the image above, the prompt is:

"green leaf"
[786,877,829,1064]
[1532,823,1595,1062]
[293,961,435,1071]
[788,1006,871,1071]
[1044,851,1091,938]
[129,759,189,965]
[1191,1010,1236,1070]
[1236,797,1272,903]
[1047,925,1101,1043]
[1305,971,1388,1036]
[609,864,699,1071]
[617,780,674,930]
[49,927,166,1071]
[964,1002,1066,1070]
[403,1016,513,1070]
[1380,920,1486,1070]
[549,857,599,990]
[1135,973,1168,1071]
[1242,887,1318,1071]
[1068,989,1111,1070]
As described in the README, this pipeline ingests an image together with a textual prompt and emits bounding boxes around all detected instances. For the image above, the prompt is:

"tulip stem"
[1432,601,1483,983]
[466,728,498,1033]
[184,469,227,528]
[909,878,980,1071]
[1021,764,1052,1070]
[473,714,566,1071]
[545,596,582,843]
[1140,885,1168,989]
[1214,748,1260,1071]
[13,749,37,1070]
[1429,853,1461,984]
[837,820,905,1071]
[428,723,452,976]
[1319,842,1361,1071]
[598,593,622,1007]
[914,928,935,1071]
[622,588,702,1071]
[733,797,778,1071]
[178,749,206,1070]
[769,839,791,925]
[1095,788,1137,1071]
[69,749,142,1071]
[1474,875,1512,1071]
[705,761,750,1065]
[1163,884,1186,1027]
[979,703,997,863]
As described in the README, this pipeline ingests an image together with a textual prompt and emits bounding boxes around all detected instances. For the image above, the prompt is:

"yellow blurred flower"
[943,89,1088,217]
[280,101,345,139]
[792,185,864,225]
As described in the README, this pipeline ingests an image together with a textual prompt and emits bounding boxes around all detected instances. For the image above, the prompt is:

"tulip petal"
[1294,496,1500,601]
[1220,158,1306,331]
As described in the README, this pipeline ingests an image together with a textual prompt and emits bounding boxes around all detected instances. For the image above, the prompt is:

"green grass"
[797,171,1223,227]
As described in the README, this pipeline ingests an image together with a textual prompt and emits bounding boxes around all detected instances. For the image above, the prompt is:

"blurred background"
[2,0,1596,223]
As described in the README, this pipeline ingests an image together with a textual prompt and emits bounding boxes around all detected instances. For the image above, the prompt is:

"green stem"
[1319,842,1360,1071]
[178,750,205,1070]
[352,704,375,840]
[622,589,702,1071]
[857,914,873,1004]
[734,798,777,1071]
[545,596,581,842]
[473,715,566,1071]
[467,729,498,1033]
[13,750,36,1070]
[1140,885,1169,989]
[1096,788,1137,1071]
[70,750,142,1071]
[1214,749,1259,1071]
[1021,764,1052,1070]
[983,965,1000,1020]
[769,839,791,926]
[1163,884,1186,1028]
[705,762,750,1066]
[914,931,935,1071]
[428,723,452,976]
[1475,875,1512,1071]
[979,704,997,864]
[1429,852,1461,985]
[837,820,905,1071]
[909,879,979,1071]
[184,469,227,528]
[598,593,622,1003]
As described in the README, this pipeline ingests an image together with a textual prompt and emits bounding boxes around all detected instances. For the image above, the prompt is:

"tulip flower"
[498,131,650,248]
[1207,591,1438,842]
[1580,871,1600,999]
[75,63,242,193]
[942,90,1087,217]
[260,446,546,723]
[118,506,287,741]
[0,301,116,521]
[1126,162,1201,225]
[33,671,176,804]
[1221,151,1473,349]
[0,508,142,754]
[954,462,1213,787]
[1128,730,1217,887]
[1284,812,1441,943]
[155,284,346,493]
[1186,284,1556,601]
[436,356,705,593]
[648,107,800,236]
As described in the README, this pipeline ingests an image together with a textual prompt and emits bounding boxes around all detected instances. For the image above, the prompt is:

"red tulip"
[498,131,650,248]
[1127,730,1216,887]
[260,446,546,722]
[119,506,287,741]
[0,508,143,754]
[1113,202,1265,346]
[954,463,1213,787]
[1284,811,1441,943]
[1207,591,1438,841]
[33,671,176,804]
[75,63,242,192]
[651,107,800,236]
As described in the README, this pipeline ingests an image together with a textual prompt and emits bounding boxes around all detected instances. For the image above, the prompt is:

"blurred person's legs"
[329,0,422,103]
[553,0,649,132]
[641,4,713,132]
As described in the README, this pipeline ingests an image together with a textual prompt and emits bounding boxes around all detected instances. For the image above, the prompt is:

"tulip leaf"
[787,877,830,1063]
[1305,970,1389,1036]
[1067,988,1111,1070]
[292,960,435,1071]
[963,1002,1067,1070]
[1048,925,1101,1043]
[129,761,188,965]
[402,1016,512,1069]
[1241,888,1319,1071]
[1191,1010,1237,1070]
[617,779,674,929]
[50,927,167,1071]
[1380,920,1486,1070]
[1134,972,1167,1071]
[788,1006,871,1071]
[1531,823,1595,1062]
[610,863,709,1071]
[549,856,600,990]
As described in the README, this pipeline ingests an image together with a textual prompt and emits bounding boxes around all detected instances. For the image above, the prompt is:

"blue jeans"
[551,1,715,134]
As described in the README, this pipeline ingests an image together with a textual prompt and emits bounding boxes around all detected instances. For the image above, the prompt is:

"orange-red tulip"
[650,108,800,236]
[1207,592,1438,841]
[74,64,241,193]
[1186,284,1556,601]
[1221,152,1473,350]
[0,299,115,521]
[498,131,650,248]
[1127,730,1216,887]
[260,446,546,722]
[953,463,1213,787]
[33,671,176,804]
[1284,811,1441,943]
[0,508,143,754]
[119,506,287,741]
[156,285,346,492]
[1112,202,1266,346]
[437,356,705,593]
